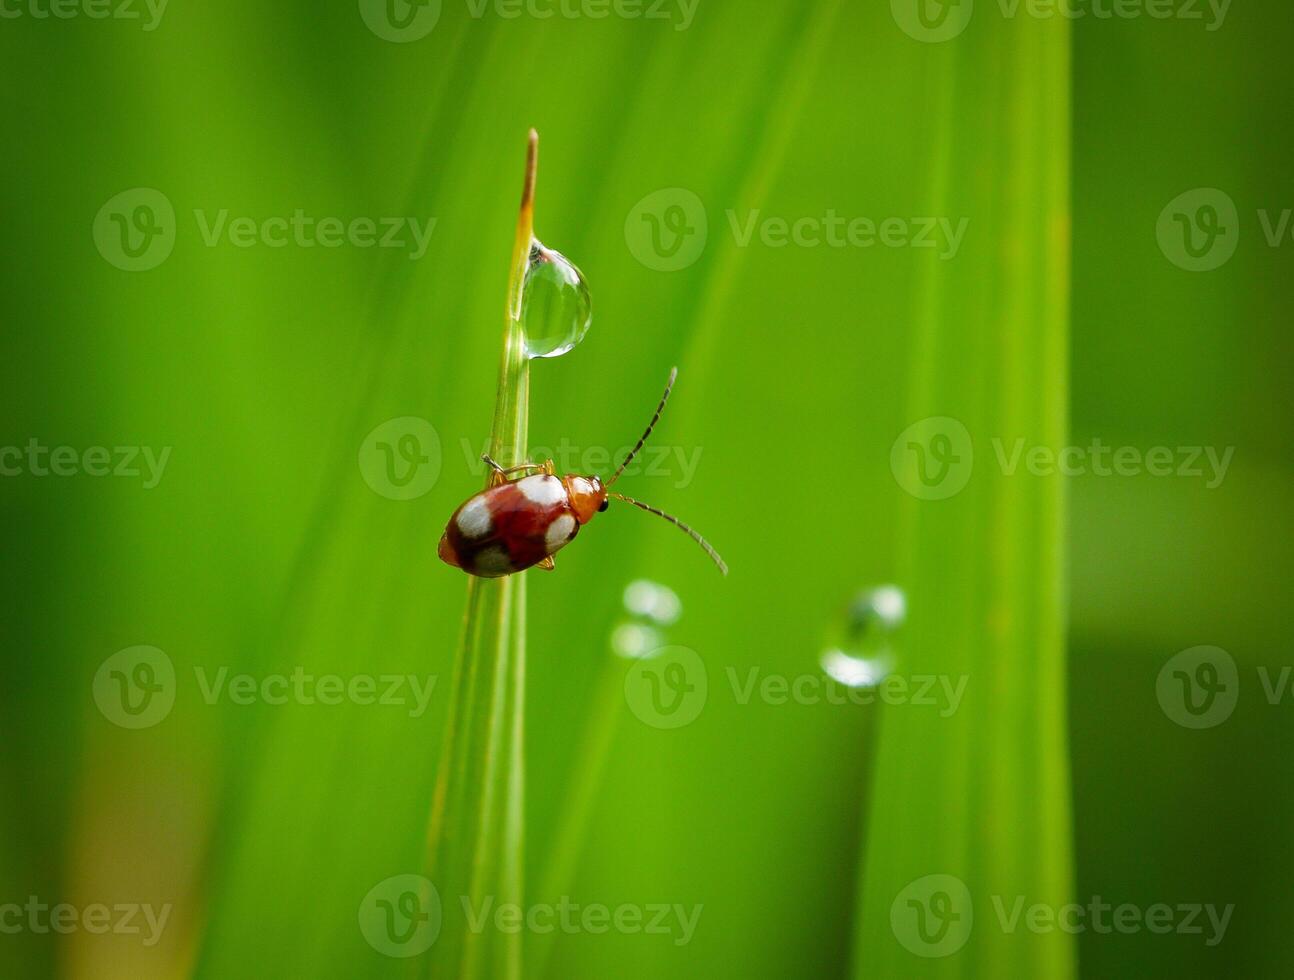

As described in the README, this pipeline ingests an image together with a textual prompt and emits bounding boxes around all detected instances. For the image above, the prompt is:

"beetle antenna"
[608,491,728,576]
[607,367,677,487]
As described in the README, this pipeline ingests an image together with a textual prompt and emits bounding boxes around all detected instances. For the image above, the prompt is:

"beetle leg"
[482,454,545,487]
[482,453,508,486]
[537,556,556,571]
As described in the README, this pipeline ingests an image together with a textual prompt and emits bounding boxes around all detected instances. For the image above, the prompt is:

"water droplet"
[522,240,591,359]
[611,622,664,659]
[819,584,907,689]
[610,578,682,658]
[821,648,891,688]
[851,584,906,631]
[622,579,682,626]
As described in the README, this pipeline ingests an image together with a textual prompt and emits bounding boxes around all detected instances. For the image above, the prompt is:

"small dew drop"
[622,579,682,626]
[851,584,906,631]
[819,584,907,690]
[610,578,682,658]
[611,622,663,660]
[522,239,591,359]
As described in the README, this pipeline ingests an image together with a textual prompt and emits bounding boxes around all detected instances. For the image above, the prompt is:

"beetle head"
[563,474,607,524]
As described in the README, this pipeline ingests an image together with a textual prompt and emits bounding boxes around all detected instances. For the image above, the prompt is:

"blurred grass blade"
[423,131,538,980]
[852,15,1075,980]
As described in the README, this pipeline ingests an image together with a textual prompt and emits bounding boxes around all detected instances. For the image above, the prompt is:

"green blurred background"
[1,0,1289,977]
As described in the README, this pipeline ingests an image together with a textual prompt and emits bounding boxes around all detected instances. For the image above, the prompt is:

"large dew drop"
[819,584,906,689]
[521,239,591,359]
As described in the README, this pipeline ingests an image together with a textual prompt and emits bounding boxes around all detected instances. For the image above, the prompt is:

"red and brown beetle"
[438,368,726,578]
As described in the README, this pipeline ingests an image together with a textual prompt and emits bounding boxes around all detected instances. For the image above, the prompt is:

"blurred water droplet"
[610,578,682,658]
[821,648,891,688]
[622,579,682,626]
[522,240,591,359]
[611,623,663,660]
[819,584,907,689]
[850,584,906,631]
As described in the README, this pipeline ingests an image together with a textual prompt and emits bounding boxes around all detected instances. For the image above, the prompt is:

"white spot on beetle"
[456,497,493,538]
[473,546,514,577]
[545,513,576,551]
[517,474,566,507]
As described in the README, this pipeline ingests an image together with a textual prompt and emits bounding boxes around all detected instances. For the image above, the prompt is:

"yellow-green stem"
[423,131,537,980]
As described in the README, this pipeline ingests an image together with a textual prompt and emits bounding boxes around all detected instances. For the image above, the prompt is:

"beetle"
[438,368,727,578]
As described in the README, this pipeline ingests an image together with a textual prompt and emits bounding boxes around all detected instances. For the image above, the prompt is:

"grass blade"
[423,131,538,980]
[851,16,1075,980]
